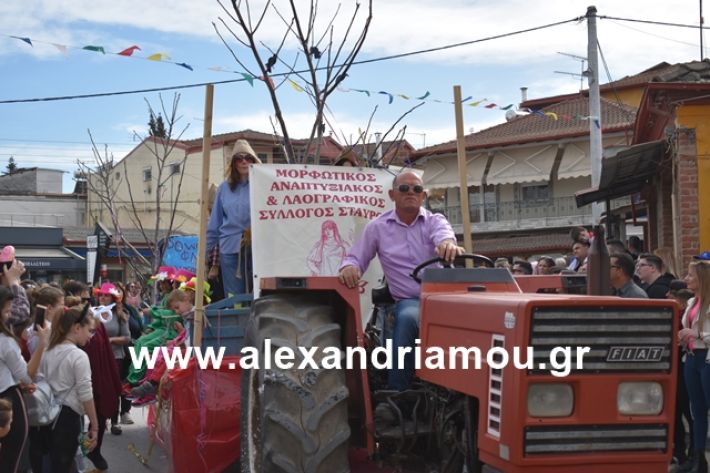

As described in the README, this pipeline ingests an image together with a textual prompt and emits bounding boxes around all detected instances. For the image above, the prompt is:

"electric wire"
[0,16,583,105]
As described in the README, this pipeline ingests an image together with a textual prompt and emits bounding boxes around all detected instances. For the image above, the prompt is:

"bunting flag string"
[3,31,602,126]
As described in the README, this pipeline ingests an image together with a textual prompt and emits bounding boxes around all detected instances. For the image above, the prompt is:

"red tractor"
[240,256,678,473]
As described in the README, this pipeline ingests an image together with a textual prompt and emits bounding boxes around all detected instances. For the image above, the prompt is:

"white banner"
[250,164,395,322]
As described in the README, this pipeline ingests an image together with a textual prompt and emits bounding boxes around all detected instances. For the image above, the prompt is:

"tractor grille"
[529,307,674,374]
[524,424,668,455]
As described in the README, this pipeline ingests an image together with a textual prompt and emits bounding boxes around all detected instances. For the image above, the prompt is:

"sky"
[0,0,707,192]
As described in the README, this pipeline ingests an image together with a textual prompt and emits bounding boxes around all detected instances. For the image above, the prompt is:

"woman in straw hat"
[206,139,261,298]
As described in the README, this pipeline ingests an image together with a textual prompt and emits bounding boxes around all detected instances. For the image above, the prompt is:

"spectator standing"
[32,304,98,473]
[0,247,30,339]
[637,253,674,299]
[628,235,643,260]
[536,257,556,275]
[571,241,590,272]
[124,282,143,309]
[512,261,533,275]
[0,286,48,473]
[677,260,710,473]
[609,253,648,298]
[206,139,261,298]
[668,279,695,469]
[92,283,132,434]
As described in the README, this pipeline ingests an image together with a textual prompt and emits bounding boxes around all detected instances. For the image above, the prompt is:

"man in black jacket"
[637,253,673,299]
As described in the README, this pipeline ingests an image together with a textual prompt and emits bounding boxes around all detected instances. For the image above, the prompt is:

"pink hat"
[93,282,121,299]
[0,246,15,263]
[174,268,196,283]
[150,266,178,282]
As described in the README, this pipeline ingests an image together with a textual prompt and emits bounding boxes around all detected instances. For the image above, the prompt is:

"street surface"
[100,406,169,473]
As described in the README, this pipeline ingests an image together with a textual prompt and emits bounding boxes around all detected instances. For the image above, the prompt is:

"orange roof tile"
[414,96,636,158]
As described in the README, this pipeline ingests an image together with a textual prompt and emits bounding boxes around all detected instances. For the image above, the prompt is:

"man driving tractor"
[338,171,464,390]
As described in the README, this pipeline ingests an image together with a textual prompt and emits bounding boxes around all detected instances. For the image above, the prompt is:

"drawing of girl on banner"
[307,220,349,276]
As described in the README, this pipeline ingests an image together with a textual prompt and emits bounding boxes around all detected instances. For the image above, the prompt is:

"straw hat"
[232,139,261,164]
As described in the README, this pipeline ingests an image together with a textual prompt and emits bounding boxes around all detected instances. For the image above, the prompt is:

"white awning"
[422,153,488,189]
[557,142,592,180]
[486,145,557,185]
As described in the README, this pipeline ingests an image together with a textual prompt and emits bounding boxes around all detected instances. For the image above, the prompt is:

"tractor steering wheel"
[410,253,495,283]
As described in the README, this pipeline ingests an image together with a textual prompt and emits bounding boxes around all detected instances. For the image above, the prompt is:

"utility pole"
[701,0,705,60]
[586,5,603,225]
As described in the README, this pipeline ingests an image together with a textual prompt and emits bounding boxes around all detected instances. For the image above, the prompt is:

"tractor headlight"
[527,383,573,417]
[617,382,663,416]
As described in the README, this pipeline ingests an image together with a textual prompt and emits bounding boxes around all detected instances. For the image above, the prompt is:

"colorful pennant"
[118,45,141,56]
[82,45,106,54]
[10,36,32,46]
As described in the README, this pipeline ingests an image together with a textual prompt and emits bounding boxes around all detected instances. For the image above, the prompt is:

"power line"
[0,137,137,146]
[599,15,710,30]
[607,18,710,52]
[0,16,583,105]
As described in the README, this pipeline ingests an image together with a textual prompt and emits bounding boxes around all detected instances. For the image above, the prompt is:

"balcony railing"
[431,196,596,232]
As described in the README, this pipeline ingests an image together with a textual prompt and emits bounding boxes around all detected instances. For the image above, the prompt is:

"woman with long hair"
[0,286,48,473]
[206,139,261,298]
[60,282,120,472]
[32,304,98,473]
[678,260,710,473]
[307,220,349,276]
[25,286,64,355]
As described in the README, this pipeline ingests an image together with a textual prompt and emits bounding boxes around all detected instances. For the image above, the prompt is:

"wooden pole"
[193,84,214,347]
[453,86,473,257]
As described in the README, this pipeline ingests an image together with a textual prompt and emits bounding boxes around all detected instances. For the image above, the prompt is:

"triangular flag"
[10,36,32,47]
[397,94,410,100]
[209,66,227,72]
[378,91,393,104]
[147,53,169,61]
[176,62,193,71]
[594,118,601,129]
[433,99,444,103]
[337,87,350,92]
[559,114,572,121]
[461,96,472,103]
[532,110,545,116]
[118,45,141,56]
[499,104,514,110]
[51,43,68,56]
[241,73,254,86]
[83,45,106,54]
[353,89,371,96]
[544,112,559,120]
[416,91,430,100]
[469,99,487,107]
[484,103,498,109]
[289,80,304,92]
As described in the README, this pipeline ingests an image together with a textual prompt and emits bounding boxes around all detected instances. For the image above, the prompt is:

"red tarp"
[149,356,242,473]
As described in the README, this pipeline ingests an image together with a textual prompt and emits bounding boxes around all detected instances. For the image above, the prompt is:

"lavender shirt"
[340,208,456,300]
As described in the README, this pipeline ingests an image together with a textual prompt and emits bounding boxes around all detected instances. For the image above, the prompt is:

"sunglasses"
[233,155,253,163]
[397,184,424,194]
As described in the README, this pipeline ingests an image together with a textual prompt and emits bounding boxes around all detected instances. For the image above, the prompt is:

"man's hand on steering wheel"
[436,239,465,264]
[338,265,362,289]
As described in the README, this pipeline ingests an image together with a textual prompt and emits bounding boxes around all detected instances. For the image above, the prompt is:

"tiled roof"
[521,60,710,109]
[472,231,572,257]
[352,140,416,166]
[181,129,280,147]
[415,96,636,158]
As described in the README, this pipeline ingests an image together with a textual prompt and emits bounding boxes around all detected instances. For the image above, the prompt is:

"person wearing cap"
[206,139,261,299]
[93,282,133,434]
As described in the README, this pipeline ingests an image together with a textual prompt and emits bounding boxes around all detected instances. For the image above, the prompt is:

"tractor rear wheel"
[241,294,350,473]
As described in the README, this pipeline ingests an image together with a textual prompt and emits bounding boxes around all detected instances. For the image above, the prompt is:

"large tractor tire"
[241,294,350,473]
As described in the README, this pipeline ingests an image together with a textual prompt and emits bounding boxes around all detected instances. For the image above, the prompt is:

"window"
[143,167,152,182]
[114,171,121,181]
[257,153,267,163]
[169,163,180,176]
[521,184,550,202]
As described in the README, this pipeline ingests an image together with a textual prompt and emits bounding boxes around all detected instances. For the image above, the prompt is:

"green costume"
[126,306,183,385]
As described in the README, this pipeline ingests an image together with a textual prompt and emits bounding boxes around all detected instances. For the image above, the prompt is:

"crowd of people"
[0,242,212,472]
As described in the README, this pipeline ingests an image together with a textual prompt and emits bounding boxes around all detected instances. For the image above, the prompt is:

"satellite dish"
[505,109,530,122]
